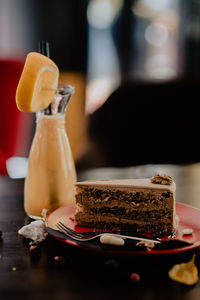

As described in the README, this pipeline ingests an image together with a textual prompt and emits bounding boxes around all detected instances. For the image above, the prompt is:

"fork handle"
[103,233,161,244]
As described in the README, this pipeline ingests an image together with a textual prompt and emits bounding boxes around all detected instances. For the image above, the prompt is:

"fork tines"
[56,221,85,238]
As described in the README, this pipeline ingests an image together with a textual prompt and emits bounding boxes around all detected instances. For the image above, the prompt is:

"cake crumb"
[151,174,173,185]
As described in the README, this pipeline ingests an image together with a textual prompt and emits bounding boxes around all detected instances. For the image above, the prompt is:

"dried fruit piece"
[168,254,198,285]
[136,240,155,251]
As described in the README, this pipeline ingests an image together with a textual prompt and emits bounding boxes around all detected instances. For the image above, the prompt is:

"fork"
[56,221,161,244]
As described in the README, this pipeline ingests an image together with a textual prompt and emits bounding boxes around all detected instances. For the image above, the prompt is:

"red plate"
[46,202,200,256]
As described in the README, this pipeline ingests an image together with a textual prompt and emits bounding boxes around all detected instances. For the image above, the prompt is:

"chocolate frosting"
[76,178,176,193]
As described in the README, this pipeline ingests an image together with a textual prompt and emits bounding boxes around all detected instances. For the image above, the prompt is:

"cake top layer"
[76,177,176,193]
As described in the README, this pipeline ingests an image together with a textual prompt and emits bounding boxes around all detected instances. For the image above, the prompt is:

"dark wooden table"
[1,164,200,300]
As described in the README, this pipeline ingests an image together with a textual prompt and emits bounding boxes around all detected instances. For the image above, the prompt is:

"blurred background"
[1,0,200,175]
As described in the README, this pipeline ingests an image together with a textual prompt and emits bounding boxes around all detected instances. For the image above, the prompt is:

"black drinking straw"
[39,41,52,114]
[39,41,50,58]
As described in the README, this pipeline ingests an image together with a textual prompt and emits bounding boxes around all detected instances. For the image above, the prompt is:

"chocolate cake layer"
[75,212,173,234]
[75,176,176,235]
[77,205,172,220]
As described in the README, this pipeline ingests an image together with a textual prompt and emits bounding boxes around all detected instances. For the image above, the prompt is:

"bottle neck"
[42,84,75,115]
[36,113,66,130]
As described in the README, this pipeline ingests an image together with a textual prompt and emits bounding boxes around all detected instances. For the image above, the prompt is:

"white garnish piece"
[18,220,48,242]
[100,234,125,246]
[182,228,193,235]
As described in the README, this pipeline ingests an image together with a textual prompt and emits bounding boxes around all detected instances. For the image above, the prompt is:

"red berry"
[54,256,66,265]
[29,241,39,247]
[29,245,39,255]
[130,272,140,283]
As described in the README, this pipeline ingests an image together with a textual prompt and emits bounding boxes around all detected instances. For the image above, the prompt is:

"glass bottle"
[24,85,77,219]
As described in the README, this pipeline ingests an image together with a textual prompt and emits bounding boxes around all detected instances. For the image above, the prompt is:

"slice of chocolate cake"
[75,174,176,236]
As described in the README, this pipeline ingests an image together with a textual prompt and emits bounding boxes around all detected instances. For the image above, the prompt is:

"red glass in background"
[0,60,24,174]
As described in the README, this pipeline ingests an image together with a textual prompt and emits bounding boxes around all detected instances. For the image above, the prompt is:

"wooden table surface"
[1,163,200,300]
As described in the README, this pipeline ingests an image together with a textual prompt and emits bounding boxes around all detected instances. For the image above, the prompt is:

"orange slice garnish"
[16,52,59,112]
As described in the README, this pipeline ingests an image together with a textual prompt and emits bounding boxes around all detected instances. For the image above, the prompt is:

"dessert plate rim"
[45,202,200,256]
